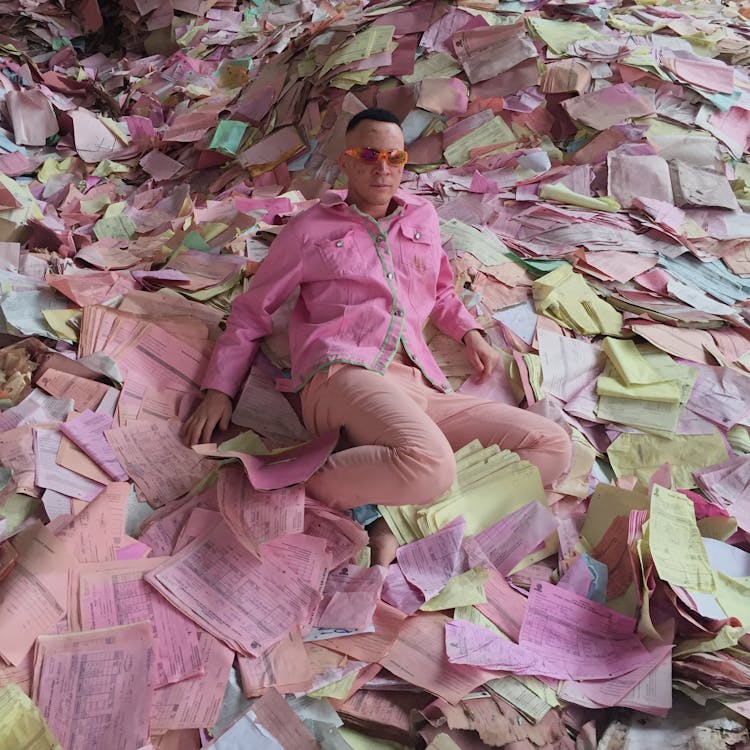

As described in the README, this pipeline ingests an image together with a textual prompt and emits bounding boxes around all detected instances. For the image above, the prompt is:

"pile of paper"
[0,0,749,747]
[381,439,547,543]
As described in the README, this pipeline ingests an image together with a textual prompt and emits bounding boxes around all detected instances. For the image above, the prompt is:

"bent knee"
[539,422,573,486]
[395,442,456,506]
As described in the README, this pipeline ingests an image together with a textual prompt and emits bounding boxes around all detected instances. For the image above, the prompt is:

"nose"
[373,156,390,174]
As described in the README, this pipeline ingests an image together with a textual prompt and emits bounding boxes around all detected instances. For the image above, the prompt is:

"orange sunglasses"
[344,147,409,166]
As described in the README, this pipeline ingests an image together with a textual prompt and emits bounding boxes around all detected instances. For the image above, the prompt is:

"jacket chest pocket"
[315,231,363,278]
[398,225,437,293]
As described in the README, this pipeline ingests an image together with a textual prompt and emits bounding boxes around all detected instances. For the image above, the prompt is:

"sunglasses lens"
[388,150,407,166]
[358,148,381,162]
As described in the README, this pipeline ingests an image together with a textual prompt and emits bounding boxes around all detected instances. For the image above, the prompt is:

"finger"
[188,417,207,447]
[483,354,498,377]
[219,405,231,432]
[181,417,195,445]
[480,353,496,381]
[199,418,216,445]
[179,414,195,438]
[470,352,485,379]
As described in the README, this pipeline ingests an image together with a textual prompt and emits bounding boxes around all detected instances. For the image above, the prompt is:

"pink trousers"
[301,356,572,510]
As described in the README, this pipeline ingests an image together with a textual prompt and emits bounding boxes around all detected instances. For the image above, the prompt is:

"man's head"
[340,108,406,218]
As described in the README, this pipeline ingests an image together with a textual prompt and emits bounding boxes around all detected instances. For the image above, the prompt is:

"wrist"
[462,328,485,344]
[205,388,231,400]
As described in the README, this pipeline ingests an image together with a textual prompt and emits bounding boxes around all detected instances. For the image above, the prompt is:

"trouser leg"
[301,364,456,510]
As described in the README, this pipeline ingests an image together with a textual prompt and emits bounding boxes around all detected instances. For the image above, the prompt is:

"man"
[182,108,570,565]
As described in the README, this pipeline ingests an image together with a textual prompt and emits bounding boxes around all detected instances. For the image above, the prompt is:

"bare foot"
[368,517,399,567]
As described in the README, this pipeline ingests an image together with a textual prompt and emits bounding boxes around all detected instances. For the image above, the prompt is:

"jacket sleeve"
[428,215,480,342]
[200,222,304,397]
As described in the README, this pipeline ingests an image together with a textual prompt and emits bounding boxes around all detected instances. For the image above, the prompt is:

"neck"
[345,193,395,220]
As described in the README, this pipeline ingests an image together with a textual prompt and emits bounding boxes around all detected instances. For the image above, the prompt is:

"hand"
[181,389,233,446]
[463,329,499,383]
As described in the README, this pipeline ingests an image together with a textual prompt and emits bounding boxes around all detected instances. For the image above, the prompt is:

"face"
[340,120,405,211]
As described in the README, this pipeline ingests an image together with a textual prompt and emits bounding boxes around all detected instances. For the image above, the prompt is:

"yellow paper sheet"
[673,625,745,658]
[597,347,697,403]
[37,157,74,184]
[486,677,556,722]
[533,264,622,336]
[92,159,131,178]
[713,571,750,625]
[426,735,463,750]
[596,370,682,403]
[526,17,606,54]
[93,214,136,241]
[421,567,490,611]
[539,183,621,212]
[607,431,728,489]
[321,25,395,76]
[307,669,359,700]
[0,174,44,228]
[619,47,671,80]
[444,116,515,166]
[420,459,545,537]
[439,218,510,266]
[42,309,79,342]
[338,727,409,750]
[602,337,666,385]
[402,53,462,83]
[454,603,503,634]
[0,683,61,750]
[596,395,682,435]
[595,348,697,434]
[727,425,750,454]
[648,485,715,591]
[80,193,111,214]
[553,429,598,498]
[381,442,530,543]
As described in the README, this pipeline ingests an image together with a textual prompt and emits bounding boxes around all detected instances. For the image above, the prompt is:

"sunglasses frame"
[344,147,409,167]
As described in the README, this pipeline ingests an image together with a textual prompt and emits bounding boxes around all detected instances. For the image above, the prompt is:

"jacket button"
[414,231,421,239]
[386,272,394,279]
[335,240,343,247]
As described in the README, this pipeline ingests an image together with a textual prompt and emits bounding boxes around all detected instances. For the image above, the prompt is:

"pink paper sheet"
[34,623,153,750]
[474,501,557,575]
[78,556,203,688]
[145,521,327,656]
[314,565,386,631]
[203,429,339,491]
[0,524,74,665]
[396,516,466,601]
[217,464,305,554]
[151,630,234,731]
[59,409,128,481]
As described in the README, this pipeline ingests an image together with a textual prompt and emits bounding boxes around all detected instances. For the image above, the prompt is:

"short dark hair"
[346,108,401,132]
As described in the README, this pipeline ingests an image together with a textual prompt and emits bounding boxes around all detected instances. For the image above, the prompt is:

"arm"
[182,224,304,444]
[430,248,481,342]
[462,328,499,383]
[430,238,499,383]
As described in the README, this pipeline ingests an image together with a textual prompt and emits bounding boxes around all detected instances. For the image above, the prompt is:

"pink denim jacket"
[201,189,479,397]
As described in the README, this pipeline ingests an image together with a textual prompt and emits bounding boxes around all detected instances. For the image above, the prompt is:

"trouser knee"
[399,442,456,506]
[541,423,573,486]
